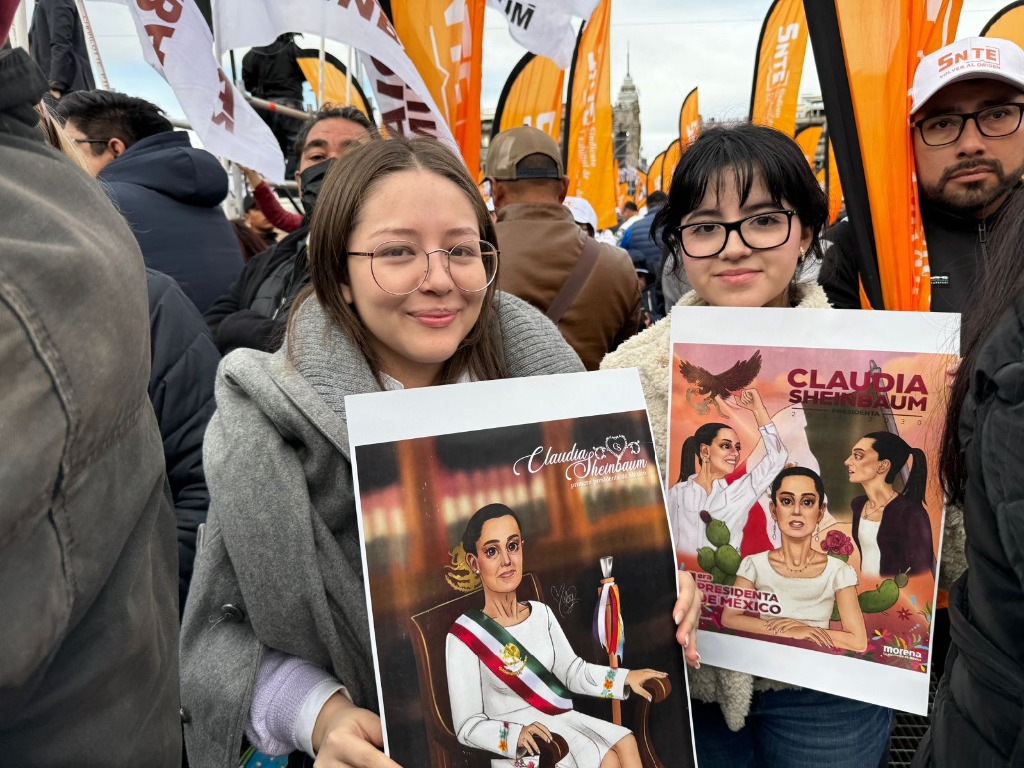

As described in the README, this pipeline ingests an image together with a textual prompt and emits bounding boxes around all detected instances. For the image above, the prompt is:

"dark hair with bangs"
[653,123,829,279]
[287,136,507,387]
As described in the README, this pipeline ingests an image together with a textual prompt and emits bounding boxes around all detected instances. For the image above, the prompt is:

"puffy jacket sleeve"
[984,360,1024,592]
[147,270,220,612]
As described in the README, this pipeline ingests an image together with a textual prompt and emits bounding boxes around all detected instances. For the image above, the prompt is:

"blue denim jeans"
[692,689,893,768]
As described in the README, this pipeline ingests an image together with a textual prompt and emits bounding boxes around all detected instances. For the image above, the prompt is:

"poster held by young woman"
[347,369,696,767]
[667,306,958,714]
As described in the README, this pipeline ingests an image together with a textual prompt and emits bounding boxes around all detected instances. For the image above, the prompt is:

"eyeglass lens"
[919,104,1024,146]
[680,212,792,258]
[370,240,498,294]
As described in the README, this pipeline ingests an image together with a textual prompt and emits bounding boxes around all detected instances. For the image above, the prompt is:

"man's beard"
[920,157,1024,216]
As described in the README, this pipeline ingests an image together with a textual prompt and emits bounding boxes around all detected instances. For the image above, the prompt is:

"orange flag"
[749,0,808,134]
[295,53,373,118]
[807,0,963,310]
[679,87,700,148]
[493,52,565,142]
[389,0,484,172]
[565,0,616,229]
[981,2,1024,40]
[662,140,682,193]
[647,151,665,195]
[635,169,648,206]
[794,124,823,171]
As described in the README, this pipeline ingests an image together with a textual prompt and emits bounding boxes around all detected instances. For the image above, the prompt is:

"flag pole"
[72,0,110,90]
[10,1,28,50]
[318,35,326,106]
[598,556,622,725]
[347,43,354,106]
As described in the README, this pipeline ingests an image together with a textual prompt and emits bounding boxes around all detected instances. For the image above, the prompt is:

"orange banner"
[981,1,1024,40]
[749,0,808,134]
[635,169,648,206]
[815,138,845,223]
[794,123,823,171]
[390,0,484,172]
[835,0,962,310]
[494,53,565,142]
[566,0,616,229]
[679,87,701,148]
[647,152,665,194]
[662,139,682,193]
[296,54,372,118]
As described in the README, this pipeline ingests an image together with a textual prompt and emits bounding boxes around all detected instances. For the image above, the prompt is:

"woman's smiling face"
[771,473,825,540]
[702,427,741,478]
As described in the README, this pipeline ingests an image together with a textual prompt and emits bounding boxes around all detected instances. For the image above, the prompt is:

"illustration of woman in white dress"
[666,388,788,557]
[721,467,867,652]
[445,503,666,768]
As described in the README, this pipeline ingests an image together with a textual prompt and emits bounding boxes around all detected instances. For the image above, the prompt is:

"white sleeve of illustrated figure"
[543,604,629,700]
[446,631,523,759]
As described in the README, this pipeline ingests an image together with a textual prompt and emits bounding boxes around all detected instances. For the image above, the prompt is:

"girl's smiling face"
[680,170,812,309]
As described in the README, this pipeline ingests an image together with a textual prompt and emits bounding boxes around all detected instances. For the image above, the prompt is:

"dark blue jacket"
[100,131,243,314]
[146,269,219,614]
[621,205,668,319]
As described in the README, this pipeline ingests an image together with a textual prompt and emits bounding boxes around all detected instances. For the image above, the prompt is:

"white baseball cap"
[912,36,1024,114]
[563,196,597,233]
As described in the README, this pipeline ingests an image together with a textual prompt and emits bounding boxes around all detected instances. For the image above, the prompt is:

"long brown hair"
[289,137,507,386]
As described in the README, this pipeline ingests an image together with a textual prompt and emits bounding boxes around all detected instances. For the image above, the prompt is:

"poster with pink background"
[668,307,959,714]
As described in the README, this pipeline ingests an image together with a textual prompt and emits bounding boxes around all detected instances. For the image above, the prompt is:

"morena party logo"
[937,45,1000,73]
[513,435,647,481]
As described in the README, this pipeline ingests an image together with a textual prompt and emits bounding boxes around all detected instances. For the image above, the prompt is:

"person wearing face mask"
[602,124,894,768]
[203,105,375,354]
[179,137,585,767]
[822,37,1024,313]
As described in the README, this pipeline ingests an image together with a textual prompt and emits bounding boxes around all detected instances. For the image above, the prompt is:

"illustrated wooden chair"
[408,572,672,768]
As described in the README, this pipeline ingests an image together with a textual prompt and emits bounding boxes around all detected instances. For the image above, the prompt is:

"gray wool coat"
[179,292,584,767]
[602,282,967,731]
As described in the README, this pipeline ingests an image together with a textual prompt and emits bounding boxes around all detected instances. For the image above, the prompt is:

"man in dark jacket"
[621,190,669,318]
[0,43,179,764]
[146,269,219,613]
[204,104,374,353]
[59,90,243,313]
[28,0,94,98]
[242,32,305,176]
[821,36,1024,312]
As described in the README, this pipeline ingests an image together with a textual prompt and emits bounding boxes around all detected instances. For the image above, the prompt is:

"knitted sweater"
[601,282,967,730]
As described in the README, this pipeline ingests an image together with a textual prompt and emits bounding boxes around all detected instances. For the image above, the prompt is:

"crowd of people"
[3,4,1024,766]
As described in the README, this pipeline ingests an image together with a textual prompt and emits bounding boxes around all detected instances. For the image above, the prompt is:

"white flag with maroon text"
[96,0,286,183]
[211,0,458,154]
[485,0,599,69]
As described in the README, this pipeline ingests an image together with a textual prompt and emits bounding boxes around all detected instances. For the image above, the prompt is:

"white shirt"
[666,423,788,556]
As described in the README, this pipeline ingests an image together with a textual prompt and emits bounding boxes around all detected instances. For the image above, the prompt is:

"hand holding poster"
[668,306,958,714]
[347,370,696,767]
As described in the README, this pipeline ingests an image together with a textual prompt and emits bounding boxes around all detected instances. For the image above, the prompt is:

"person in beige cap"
[487,126,640,369]
[822,36,1024,313]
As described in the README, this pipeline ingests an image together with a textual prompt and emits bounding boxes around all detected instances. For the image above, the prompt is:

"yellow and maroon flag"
[564,0,616,228]
[389,0,484,171]
[805,0,963,310]
[493,52,565,142]
[750,0,808,134]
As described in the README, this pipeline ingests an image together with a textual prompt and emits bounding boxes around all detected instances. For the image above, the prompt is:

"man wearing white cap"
[822,36,1024,312]
[487,126,640,370]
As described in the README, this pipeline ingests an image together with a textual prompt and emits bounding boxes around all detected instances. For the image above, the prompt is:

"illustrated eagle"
[679,350,762,416]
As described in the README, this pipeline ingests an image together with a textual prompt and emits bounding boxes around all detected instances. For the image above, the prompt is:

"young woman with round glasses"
[179,137,584,767]
[602,123,893,767]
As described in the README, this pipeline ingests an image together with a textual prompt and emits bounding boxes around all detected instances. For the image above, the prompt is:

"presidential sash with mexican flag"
[449,610,574,716]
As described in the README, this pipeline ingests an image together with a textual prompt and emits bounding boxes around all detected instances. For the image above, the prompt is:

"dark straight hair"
[461,504,523,556]
[941,186,1024,502]
[864,431,927,504]
[653,123,829,276]
[769,466,826,505]
[677,422,730,483]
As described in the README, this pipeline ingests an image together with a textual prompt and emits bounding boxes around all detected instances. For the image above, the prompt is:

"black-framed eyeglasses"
[913,103,1024,147]
[348,240,499,295]
[72,138,112,146]
[671,210,796,259]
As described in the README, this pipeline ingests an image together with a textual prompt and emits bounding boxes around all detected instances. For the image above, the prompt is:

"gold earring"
[799,246,806,261]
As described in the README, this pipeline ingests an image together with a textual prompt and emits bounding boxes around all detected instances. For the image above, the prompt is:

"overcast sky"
[19,0,1010,160]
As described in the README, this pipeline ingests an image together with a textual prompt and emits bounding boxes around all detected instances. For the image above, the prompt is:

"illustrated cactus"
[697,510,737,586]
